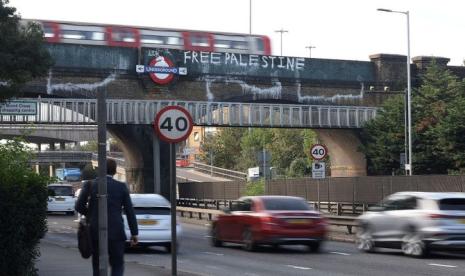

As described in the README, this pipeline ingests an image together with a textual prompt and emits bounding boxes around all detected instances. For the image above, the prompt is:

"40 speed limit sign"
[153,106,193,143]
[310,144,328,160]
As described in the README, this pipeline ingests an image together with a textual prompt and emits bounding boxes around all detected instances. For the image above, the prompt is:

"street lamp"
[377,8,413,176]
[249,0,252,34]
[305,45,316,58]
[275,28,288,56]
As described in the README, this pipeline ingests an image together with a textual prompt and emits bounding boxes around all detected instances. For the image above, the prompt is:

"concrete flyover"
[0,124,96,143]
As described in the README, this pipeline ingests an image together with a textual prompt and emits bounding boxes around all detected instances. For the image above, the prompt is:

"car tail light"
[260,216,281,227]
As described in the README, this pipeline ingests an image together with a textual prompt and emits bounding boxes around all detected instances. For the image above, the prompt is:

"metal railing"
[30,151,93,163]
[192,161,247,180]
[0,98,378,128]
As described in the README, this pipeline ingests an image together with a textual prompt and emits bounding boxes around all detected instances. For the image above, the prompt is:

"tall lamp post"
[377,8,413,176]
[305,45,316,58]
[275,28,288,56]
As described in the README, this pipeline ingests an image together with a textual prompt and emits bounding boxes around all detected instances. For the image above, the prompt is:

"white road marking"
[202,251,224,256]
[286,265,312,270]
[329,251,351,256]
[204,235,212,238]
[428,263,457,268]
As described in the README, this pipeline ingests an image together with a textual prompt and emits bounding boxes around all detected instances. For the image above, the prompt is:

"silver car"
[356,192,465,257]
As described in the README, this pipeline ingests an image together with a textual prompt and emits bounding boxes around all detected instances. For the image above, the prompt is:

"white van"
[124,194,182,252]
[47,183,76,215]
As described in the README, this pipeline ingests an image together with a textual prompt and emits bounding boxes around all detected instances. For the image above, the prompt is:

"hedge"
[0,139,49,275]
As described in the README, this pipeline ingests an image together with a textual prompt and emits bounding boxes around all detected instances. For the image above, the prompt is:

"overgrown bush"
[244,179,265,196]
[0,139,49,275]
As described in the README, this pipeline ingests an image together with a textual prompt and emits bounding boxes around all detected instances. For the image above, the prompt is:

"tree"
[0,0,53,101]
[200,127,245,170]
[360,61,465,175]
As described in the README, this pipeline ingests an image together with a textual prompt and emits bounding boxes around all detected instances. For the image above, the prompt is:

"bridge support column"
[49,163,54,177]
[108,125,171,199]
[49,143,55,151]
[60,142,66,150]
[316,129,367,177]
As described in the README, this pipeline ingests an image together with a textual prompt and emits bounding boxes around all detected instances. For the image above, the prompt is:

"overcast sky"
[8,0,465,65]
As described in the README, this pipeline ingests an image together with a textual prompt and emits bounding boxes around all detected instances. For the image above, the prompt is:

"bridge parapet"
[0,98,378,129]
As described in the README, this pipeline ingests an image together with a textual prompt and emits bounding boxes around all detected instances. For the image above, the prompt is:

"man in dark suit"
[75,159,138,276]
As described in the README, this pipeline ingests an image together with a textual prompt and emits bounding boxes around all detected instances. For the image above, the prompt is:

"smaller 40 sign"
[153,106,193,143]
[310,144,328,160]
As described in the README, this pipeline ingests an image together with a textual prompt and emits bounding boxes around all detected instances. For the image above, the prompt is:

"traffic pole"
[97,87,109,275]
[170,143,177,276]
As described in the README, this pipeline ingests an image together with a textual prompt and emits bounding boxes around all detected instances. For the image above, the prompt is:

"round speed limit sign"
[310,144,328,160]
[153,106,193,143]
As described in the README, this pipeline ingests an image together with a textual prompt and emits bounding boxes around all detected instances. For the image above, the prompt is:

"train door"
[182,32,214,52]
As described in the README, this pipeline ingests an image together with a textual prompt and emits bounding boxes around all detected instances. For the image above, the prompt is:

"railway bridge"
[3,41,463,199]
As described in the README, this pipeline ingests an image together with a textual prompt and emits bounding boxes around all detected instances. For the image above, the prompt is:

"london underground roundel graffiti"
[149,56,175,85]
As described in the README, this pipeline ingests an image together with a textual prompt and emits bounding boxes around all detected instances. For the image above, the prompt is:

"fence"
[192,162,247,181]
[178,175,465,204]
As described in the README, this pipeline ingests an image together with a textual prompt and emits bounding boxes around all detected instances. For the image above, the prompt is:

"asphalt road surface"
[46,214,465,276]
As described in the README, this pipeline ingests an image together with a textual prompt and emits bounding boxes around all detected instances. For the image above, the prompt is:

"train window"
[231,41,248,50]
[254,38,265,52]
[167,37,183,45]
[60,30,105,41]
[43,25,55,38]
[140,34,165,44]
[112,30,136,42]
[191,35,209,47]
[214,40,232,49]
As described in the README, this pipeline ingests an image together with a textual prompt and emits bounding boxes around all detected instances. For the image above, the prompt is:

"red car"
[211,196,327,252]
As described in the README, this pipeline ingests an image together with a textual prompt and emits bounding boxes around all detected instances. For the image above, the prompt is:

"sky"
[8,0,465,66]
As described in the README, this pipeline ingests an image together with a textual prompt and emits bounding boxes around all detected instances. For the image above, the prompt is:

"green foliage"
[0,0,53,101]
[200,127,318,176]
[244,179,265,196]
[288,157,310,177]
[200,127,245,170]
[79,141,98,152]
[0,139,49,275]
[81,163,97,180]
[360,60,465,174]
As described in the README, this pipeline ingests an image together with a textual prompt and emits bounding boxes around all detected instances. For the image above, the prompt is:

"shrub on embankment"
[0,139,49,276]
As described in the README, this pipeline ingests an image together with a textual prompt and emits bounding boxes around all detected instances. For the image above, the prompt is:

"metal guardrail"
[30,151,93,163]
[176,206,358,234]
[0,98,378,128]
[177,198,372,216]
[192,162,247,180]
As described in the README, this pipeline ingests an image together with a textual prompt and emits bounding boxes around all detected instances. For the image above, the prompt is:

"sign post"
[310,144,328,179]
[153,106,193,276]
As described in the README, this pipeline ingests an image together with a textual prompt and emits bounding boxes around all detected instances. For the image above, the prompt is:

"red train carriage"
[26,19,271,55]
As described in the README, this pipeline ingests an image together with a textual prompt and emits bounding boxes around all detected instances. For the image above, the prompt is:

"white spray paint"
[0,81,9,86]
[202,75,365,104]
[46,70,117,94]
[203,76,282,101]
[297,82,365,103]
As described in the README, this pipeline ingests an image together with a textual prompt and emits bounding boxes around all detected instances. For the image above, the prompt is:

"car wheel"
[242,228,257,252]
[307,241,321,253]
[402,230,428,258]
[211,225,223,247]
[356,224,376,253]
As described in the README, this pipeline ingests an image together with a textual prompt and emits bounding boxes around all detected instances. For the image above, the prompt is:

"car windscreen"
[262,198,312,211]
[439,198,465,211]
[133,207,171,215]
[48,186,73,197]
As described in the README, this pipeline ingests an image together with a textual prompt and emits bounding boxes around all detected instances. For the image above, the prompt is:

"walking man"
[76,159,138,276]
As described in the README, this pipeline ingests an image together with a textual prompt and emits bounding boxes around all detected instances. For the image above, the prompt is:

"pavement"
[38,238,199,276]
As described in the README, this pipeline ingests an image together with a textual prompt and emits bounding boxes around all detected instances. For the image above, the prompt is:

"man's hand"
[130,235,138,247]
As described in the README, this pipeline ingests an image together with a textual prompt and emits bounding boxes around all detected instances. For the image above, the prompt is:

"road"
[177,167,231,182]
[46,215,465,276]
